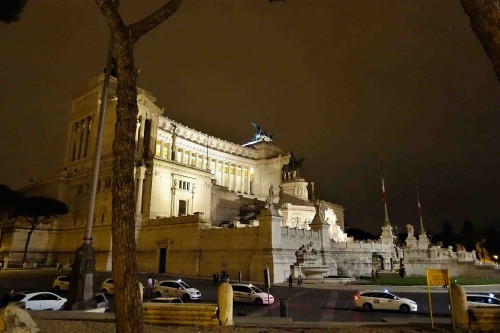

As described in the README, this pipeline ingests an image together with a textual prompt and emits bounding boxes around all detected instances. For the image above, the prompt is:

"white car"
[231,283,274,305]
[354,290,418,313]
[467,293,500,307]
[52,275,70,292]
[153,280,201,302]
[11,291,67,310]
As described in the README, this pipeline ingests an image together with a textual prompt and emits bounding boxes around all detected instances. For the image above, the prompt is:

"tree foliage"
[0,184,23,221]
[0,0,28,23]
[16,196,68,264]
[1,185,68,265]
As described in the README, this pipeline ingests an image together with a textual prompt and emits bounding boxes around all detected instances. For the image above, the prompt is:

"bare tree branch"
[461,0,500,82]
[129,0,183,43]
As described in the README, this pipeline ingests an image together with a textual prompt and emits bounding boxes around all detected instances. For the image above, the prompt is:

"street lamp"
[65,33,114,310]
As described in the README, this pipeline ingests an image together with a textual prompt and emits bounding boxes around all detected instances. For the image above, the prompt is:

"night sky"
[1,0,499,235]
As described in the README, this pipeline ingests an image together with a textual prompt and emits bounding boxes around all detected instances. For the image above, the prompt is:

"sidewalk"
[29,310,452,327]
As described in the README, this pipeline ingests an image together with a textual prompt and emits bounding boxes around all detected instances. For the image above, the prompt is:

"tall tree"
[0,184,23,221]
[460,0,500,82]
[0,0,28,23]
[94,1,183,332]
[16,196,68,265]
[461,219,475,250]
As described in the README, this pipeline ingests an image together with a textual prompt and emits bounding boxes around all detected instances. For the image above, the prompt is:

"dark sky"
[1,0,499,235]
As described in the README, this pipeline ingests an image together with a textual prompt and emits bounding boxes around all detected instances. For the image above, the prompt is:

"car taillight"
[354,295,358,301]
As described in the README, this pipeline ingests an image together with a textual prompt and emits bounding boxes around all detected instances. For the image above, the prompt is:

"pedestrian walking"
[297,275,303,286]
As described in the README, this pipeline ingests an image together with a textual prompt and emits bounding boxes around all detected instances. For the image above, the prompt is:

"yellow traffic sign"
[426,269,449,286]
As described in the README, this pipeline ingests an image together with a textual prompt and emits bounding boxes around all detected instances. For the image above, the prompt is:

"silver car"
[466,293,500,307]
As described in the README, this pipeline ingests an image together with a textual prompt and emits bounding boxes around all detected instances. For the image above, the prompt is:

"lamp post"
[65,33,114,310]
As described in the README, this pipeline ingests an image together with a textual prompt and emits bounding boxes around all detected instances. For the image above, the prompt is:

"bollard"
[279,297,289,317]
[238,272,241,284]
[217,282,233,325]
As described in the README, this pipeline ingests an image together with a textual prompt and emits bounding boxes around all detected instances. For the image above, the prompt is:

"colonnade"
[154,139,254,195]
[68,116,92,162]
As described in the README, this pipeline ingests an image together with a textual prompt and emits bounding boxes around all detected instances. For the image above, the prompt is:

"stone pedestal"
[280,179,309,201]
[64,243,96,310]
[380,225,394,244]
[406,236,418,249]
[418,233,429,249]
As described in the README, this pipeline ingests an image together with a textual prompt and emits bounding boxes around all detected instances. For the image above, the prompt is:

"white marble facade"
[0,74,401,282]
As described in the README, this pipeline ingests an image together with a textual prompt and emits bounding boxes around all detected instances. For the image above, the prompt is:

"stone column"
[69,122,77,162]
[247,168,251,195]
[240,165,244,194]
[159,140,164,157]
[135,118,140,151]
[135,163,147,217]
[220,161,225,187]
[75,121,83,160]
[213,159,218,183]
[171,177,177,217]
[80,117,90,158]
[171,125,177,161]
[138,116,146,157]
[228,164,232,191]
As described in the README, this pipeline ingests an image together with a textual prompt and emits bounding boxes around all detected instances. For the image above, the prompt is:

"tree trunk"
[22,222,36,265]
[461,0,500,82]
[95,1,183,332]
[111,33,144,333]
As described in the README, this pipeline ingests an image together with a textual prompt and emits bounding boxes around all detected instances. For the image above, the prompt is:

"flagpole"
[416,181,425,235]
[380,156,390,227]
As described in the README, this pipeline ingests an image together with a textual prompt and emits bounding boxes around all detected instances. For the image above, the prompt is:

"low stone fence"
[143,303,219,326]
[143,282,234,326]
[451,284,500,331]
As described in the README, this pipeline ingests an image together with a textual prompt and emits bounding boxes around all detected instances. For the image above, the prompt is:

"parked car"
[84,292,111,313]
[100,278,144,298]
[153,279,201,302]
[52,275,70,292]
[231,283,274,305]
[100,278,115,295]
[11,291,67,310]
[353,290,418,313]
[466,293,500,307]
[146,297,183,304]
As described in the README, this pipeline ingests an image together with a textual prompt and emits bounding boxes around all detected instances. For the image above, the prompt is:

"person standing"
[288,274,293,287]
[0,290,14,308]
[297,275,303,286]
[153,276,158,289]
[146,275,153,297]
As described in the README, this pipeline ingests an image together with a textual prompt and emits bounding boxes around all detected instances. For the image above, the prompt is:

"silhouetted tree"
[484,223,499,254]
[0,0,28,23]
[442,220,453,235]
[346,227,378,241]
[16,196,68,265]
[461,0,500,82]
[461,219,475,250]
[0,184,23,221]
